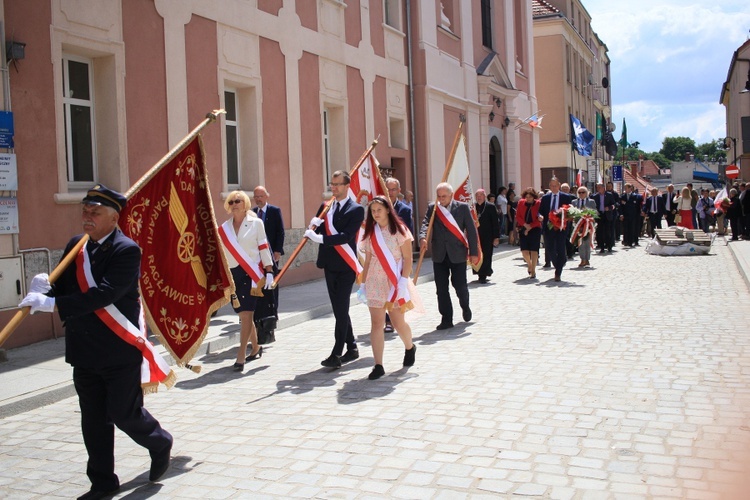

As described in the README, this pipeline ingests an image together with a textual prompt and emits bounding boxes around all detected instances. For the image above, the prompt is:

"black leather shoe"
[77,488,119,500]
[403,345,416,367]
[321,354,342,369]
[543,263,551,268]
[149,442,172,482]
[368,364,385,380]
[245,346,263,362]
[462,307,472,322]
[232,362,244,371]
[436,322,453,330]
[340,348,359,363]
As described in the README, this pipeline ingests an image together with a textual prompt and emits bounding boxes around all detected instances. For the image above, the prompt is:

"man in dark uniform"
[620,183,643,247]
[592,183,617,252]
[662,184,678,227]
[305,171,365,369]
[472,188,500,283]
[419,182,479,330]
[19,185,173,500]
[252,185,285,344]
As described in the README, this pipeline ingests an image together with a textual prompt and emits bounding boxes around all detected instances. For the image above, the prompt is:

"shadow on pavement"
[412,323,470,345]
[117,455,192,498]
[337,366,417,404]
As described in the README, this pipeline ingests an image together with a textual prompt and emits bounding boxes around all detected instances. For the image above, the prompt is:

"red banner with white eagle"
[348,152,386,205]
[443,132,483,271]
[120,135,233,366]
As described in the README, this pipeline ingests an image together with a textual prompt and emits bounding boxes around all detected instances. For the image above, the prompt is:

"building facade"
[721,39,750,181]
[532,0,611,188]
[0,0,538,348]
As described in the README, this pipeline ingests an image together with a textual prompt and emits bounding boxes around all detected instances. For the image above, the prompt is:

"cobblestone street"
[2,243,750,499]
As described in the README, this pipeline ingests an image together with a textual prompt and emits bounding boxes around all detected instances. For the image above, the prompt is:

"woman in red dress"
[674,186,694,229]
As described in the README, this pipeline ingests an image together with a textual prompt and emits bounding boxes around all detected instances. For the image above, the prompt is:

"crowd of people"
[15,174,750,498]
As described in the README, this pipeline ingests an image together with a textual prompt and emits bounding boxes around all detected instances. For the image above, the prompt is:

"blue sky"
[584,0,750,153]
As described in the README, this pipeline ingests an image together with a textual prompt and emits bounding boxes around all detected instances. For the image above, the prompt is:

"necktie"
[599,195,604,211]
[333,202,340,217]
[553,194,558,211]
[666,195,670,210]
[259,209,265,221]
[652,197,656,213]
[87,241,100,257]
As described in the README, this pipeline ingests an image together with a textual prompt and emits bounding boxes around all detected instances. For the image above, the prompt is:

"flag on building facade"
[570,114,595,157]
[515,112,544,130]
[120,135,233,366]
[596,112,603,141]
[619,118,628,149]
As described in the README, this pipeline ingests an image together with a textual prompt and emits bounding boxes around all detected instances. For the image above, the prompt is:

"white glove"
[356,284,367,304]
[309,216,325,229]
[19,292,55,314]
[30,273,51,294]
[263,272,274,289]
[398,276,409,291]
[304,229,323,244]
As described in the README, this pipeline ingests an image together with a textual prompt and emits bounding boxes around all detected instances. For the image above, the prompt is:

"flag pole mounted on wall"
[0,110,226,350]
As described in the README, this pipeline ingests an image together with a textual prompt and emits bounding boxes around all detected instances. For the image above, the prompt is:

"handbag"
[674,213,682,224]
[254,288,278,332]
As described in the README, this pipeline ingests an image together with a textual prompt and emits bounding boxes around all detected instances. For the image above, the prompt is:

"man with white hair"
[419,182,479,330]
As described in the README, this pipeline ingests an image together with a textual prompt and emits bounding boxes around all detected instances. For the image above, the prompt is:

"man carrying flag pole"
[417,121,479,330]
[13,110,233,498]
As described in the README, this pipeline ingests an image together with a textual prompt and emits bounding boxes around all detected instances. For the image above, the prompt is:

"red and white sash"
[218,220,267,290]
[370,224,411,310]
[324,202,363,275]
[435,203,468,248]
[76,242,174,392]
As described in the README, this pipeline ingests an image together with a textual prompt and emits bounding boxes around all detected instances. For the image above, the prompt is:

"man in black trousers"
[539,177,574,282]
[419,182,479,330]
[592,183,617,252]
[620,183,643,247]
[253,185,285,343]
[305,171,365,369]
[19,185,173,500]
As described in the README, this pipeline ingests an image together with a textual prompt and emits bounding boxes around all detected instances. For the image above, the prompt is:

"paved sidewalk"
[1,238,750,499]
[0,246,519,418]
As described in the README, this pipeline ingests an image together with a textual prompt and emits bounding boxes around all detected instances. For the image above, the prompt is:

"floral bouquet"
[569,207,599,247]
[547,204,573,231]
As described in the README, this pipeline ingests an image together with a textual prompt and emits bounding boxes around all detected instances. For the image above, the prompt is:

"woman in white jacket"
[219,190,274,371]
[674,187,694,229]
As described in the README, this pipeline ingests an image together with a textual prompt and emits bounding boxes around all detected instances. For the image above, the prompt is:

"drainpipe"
[406,0,419,224]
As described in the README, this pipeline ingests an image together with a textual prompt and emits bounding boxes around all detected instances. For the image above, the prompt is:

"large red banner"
[120,136,233,365]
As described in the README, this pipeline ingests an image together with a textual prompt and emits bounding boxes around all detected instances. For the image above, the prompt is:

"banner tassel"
[184,363,202,374]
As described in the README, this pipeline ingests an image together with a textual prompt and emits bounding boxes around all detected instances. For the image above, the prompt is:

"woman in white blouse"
[674,186,694,229]
[221,191,274,371]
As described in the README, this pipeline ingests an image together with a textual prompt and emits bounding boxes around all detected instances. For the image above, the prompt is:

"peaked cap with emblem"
[81,184,127,213]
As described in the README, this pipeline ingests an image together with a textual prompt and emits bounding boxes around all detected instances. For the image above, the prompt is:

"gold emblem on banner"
[169,181,207,289]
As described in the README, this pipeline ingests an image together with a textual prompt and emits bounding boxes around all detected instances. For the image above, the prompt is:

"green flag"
[596,112,603,141]
[618,118,628,148]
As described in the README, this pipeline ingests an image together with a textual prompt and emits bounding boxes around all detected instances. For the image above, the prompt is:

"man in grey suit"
[419,182,479,330]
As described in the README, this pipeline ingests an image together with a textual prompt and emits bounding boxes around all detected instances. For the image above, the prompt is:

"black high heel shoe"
[245,346,263,362]
[232,362,243,372]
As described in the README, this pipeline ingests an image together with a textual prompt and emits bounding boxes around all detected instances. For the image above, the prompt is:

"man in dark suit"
[19,185,173,500]
[538,177,574,281]
[386,177,413,235]
[619,183,643,247]
[253,185,285,344]
[473,188,500,283]
[591,183,617,252]
[305,171,365,369]
[662,184,678,227]
[419,182,479,330]
[643,187,665,237]
[606,181,621,244]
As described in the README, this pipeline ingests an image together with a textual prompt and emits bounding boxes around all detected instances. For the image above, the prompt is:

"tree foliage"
[660,136,697,161]
[696,139,727,162]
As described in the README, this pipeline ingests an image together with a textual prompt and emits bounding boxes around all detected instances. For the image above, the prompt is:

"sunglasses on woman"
[228,199,244,205]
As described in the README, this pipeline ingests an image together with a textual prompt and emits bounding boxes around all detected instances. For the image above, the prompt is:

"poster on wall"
[0,153,18,190]
[0,197,19,234]
[0,112,13,149]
